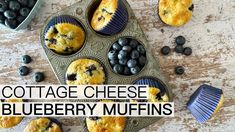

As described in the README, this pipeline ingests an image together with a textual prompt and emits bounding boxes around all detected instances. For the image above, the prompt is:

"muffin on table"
[158,0,194,26]
[86,100,126,132]
[91,0,128,35]
[24,118,62,132]
[44,15,85,55]
[66,58,106,85]
[133,77,169,102]
[0,99,23,128]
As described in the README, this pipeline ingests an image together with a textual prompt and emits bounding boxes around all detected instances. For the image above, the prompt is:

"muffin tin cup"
[40,0,173,131]
[187,84,224,123]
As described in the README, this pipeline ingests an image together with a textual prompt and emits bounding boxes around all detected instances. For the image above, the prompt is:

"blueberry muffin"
[44,15,85,55]
[0,99,23,128]
[66,58,106,85]
[24,118,62,132]
[158,0,194,26]
[91,0,128,35]
[133,77,169,102]
[86,100,126,132]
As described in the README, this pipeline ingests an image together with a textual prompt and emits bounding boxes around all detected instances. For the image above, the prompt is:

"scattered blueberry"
[175,36,186,45]
[9,1,21,11]
[5,19,17,29]
[137,45,145,55]
[118,38,128,46]
[22,55,32,64]
[28,0,36,8]
[175,45,184,53]
[131,50,140,59]
[0,0,7,12]
[113,64,124,74]
[161,46,171,55]
[129,39,138,48]
[108,50,118,60]
[18,0,28,6]
[122,46,132,53]
[112,43,122,51]
[34,72,45,82]
[138,56,146,66]
[20,7,30,17]
[18,66,30,76]
[127,59,137,68]
[175,66,185,75]
[4,10,16,19]
[0,14,5,23]
[131,66,140,74]
[183,47,192,56]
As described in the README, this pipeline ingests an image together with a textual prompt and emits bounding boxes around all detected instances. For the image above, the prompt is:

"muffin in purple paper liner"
[44,15,86,55]
[133,77,169,102]
[187,84,224,123]
[90,0,128,36]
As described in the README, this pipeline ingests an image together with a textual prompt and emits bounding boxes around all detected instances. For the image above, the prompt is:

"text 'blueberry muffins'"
[24,118,62,132]
[44,15,85,55]
[187,84,224,123]
[133,77,169,102]
[86,100,126,132]
[66,58,106,85]
[0,99,23,128]
[90,0,128,35]
[158,0,194,26]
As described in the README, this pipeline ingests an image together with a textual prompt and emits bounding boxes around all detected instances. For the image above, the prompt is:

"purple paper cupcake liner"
[187,84,223,123]
[97,0,128,35]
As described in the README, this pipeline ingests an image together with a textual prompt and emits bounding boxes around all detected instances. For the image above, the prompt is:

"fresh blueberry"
[174,45,184,53]
[109,59,118,66]
[118,50,128,60]
[18,0,28,6]
[22,55,32,64]
[131,50,140,59]
[28,0,36,8]
[113,64,124,74]
[175,66,185,75]
[0,0,7,12]
[20,7,30,17]
[17,15,25,23]
[138,56,147,66]
[108,50,118,60]
[127,59,137,68]
[4,10,16,19]
[175,36,186,45]
[123,67,131,75]
[122,46,132,53]
[18,66,30,76]
[161,46,171,55]
[9,1,21,11]
[112,42,122,51]
[129,39,138,48]
[5,19,17,29]
[118,38,128,46]
[137,45,146,55]
[34,72,45,82]
[131,66,140,75]
[119,59,128,66]
[0,14,5,23]
[183,47,192,56]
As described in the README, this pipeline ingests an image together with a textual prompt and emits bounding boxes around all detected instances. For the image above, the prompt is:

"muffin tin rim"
[106,36,149,77]
[85,0,130,37]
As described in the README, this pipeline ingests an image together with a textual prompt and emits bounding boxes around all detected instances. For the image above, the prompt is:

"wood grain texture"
[0,0,235,132]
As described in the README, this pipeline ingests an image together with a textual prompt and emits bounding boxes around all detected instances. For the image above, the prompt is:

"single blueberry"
[131,66,140,75]
[175,66,185,75]
[34,72,45,82]
[138,56,147,66]
[127,59,137,68]
[113,64,124,74]
[175,45,184,53]
[119,59,128,66]
[129,39,138,49]
[5,19,17,29]
[137,45,146,55]
[22,55,32,64]
[20,7,30,17]
[108,50,118,60]
[118,50,128,60]
[9,1,21,11]
[28,0,36,8]
[18,66,30,76]
[123,67,131,75]
[118,38,128,46]
[131,50,140,59]
[122,46,132,53]
[112,42,122,51]
[175,36,186,45]
[161,46,171,55]
[183,47,192,56]
[109,59,118,66]
[4,10,16,19]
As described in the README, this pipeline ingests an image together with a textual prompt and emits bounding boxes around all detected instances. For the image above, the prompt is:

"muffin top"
[91,0,118,31]
[66,59,106,85]
[0,99,23,128]
[45,23,85,54]
[158,0,193,26]
[24,118,61,132]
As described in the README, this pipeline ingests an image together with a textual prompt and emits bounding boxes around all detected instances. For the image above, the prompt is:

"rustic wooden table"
[0,0,234,131]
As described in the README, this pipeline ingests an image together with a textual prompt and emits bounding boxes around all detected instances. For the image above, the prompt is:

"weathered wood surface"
[0,0,235,131]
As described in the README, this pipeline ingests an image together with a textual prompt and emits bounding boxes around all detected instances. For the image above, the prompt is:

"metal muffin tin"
[40,0,173,131]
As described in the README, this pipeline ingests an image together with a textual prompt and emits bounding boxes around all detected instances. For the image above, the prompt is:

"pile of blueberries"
[161,36,193,75]
[19,55,45,82]
[0,0,37,29]
[108,38,147,76]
